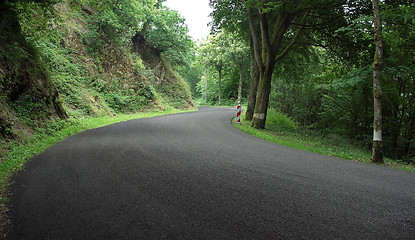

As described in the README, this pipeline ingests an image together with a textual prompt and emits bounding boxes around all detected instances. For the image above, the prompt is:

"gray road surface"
[8,107,415,239]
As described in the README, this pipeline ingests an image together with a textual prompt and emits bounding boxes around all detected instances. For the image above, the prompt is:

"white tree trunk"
[372,0,384,163]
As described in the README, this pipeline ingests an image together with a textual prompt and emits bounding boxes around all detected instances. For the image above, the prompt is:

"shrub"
[266,109,297,130]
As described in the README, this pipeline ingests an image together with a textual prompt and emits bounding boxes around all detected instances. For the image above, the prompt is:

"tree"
[246,1,304,128]
[222,31,250,104]
[209,0,258,118]
[371,0,383,163]
[88,0,155,45]
[245,36,260,121]
[210,0,415,162]
[194,30,250,106]
[144,7,194,66]
[381,1,415,160]
[245,0,366,129]
[197,33,227,106]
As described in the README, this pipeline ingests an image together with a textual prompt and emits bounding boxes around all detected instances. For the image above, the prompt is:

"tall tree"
[212,0,371,128]
[245,0,360,129]
[246,2,303,128]
[226,32,250,104]
[245,31,260,120]
[197,33,231,106]
[209,0,258,118]
[371,0,383,163]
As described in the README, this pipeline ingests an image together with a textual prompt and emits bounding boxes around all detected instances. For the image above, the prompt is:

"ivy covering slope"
[0,0,194,160]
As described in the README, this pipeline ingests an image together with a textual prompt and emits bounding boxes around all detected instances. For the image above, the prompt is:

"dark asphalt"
[8,107,415,239]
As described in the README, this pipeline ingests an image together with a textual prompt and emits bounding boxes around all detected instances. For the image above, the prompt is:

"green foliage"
[13,95,49,122]
[36,40,95,115]
[1,0,68,138]
[155,62,193,109]
[0,116,14,138]
[145,7,194,66]
[378,3,415,161]
[104,85,153,113]
[177,63,203,99]
[195,31,250,105]
[320,66,373,138]
[10,0,61,44]
[1,0,195,127]
[225,0,412,162]
[87,0,153,46]
[209,0,248,39]
[78,0,195,111]
[265,109,296,130]
[82,23,105,54]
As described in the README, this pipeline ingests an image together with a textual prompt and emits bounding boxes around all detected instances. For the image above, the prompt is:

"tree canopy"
[204,0,414,162]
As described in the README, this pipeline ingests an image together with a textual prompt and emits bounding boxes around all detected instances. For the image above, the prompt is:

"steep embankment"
[0,1,194,158]
[1,1,67,151]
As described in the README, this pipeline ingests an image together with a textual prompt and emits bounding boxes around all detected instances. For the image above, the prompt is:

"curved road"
[8,107,415,239]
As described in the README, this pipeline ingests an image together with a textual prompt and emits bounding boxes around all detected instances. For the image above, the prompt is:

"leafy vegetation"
[1,0,195,159]
[194,31,250,106]
[204,0,415,165]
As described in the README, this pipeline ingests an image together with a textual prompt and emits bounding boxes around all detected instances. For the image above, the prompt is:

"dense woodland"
[184,0,414,163]
[0,0,414,164]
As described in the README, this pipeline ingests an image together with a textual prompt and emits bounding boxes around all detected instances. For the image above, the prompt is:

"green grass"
[235,108,415,173]
[0,108,194,214]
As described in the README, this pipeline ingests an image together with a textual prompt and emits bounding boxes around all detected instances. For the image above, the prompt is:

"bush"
[266,109,297,130]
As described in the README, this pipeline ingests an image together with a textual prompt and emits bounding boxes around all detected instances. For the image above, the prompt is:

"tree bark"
[204,70,208,106]
[238,66,243,104]
[218,66,222,106]
[246,37,259,121]
[252,66,275,128]
[372,0,384,163]
[248,8,298,129]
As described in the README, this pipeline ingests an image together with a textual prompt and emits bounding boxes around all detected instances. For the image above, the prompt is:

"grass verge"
[234,109,415,173]
[0,108,195,237]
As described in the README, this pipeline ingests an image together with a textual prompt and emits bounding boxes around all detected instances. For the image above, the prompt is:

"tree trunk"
[204,70,208,106]
[252,66,274,129]
[372,0,384,163]
[218,68,222,106]
[245,39,259,121]
[246,7,300,129]
[238,66,243,104]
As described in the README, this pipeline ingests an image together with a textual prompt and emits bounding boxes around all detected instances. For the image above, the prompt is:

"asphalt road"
[8,107,415,239]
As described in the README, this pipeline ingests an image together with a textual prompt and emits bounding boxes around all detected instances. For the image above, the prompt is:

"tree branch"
[291,15,344,30]
[247,7,264,72]
[271,12,293,56]
[259,8,272,55]
[275,26,303,63]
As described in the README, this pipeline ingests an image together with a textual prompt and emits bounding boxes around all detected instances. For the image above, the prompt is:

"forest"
[0,0,414,166]
[184,0,414,164]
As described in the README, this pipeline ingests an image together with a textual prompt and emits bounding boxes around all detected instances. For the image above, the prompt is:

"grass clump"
[266,109,296,130]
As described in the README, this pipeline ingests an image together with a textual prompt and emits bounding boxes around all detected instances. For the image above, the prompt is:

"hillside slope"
[0,0,194,158]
